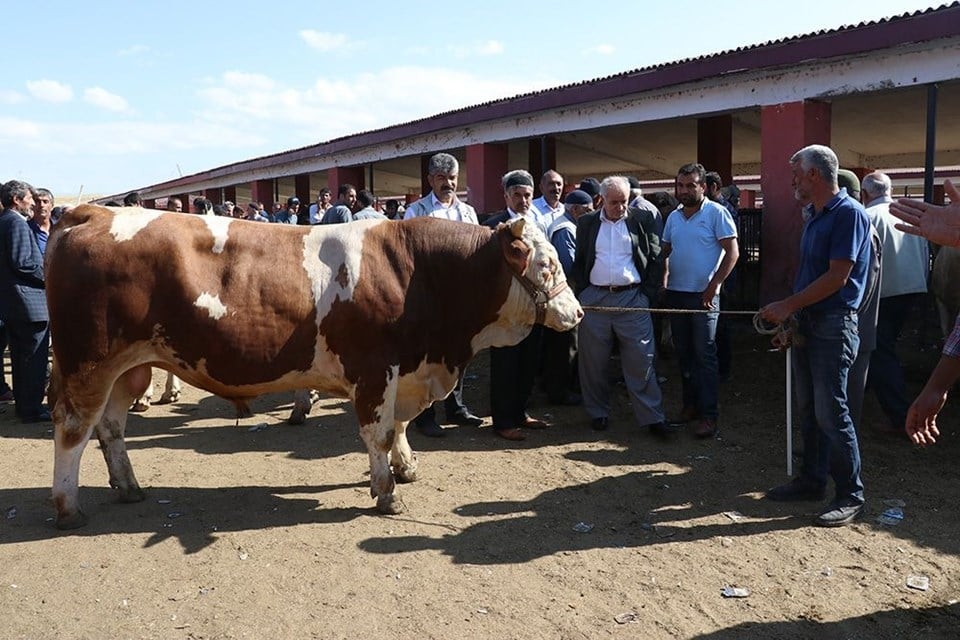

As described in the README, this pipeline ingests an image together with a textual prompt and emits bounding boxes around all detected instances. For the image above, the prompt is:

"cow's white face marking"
[108,208,163,242]
[194,292,228,320]
[201,216,231,254]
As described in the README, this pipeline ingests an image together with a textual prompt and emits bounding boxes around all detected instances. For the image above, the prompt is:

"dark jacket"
[0,209,47,323]
[572,207,663,302]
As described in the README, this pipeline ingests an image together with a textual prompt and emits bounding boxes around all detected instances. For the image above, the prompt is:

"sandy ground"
[2,318,959,640]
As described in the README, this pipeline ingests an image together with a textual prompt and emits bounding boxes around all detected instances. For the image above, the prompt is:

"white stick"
[75,185,84,205]
[786,346,793,477]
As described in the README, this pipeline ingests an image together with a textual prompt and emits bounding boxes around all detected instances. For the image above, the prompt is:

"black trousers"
[490,326,543,431]
[8,319,49,417]
[541,327,578,402]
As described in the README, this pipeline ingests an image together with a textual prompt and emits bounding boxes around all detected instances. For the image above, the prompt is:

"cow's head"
[498,217,583,332]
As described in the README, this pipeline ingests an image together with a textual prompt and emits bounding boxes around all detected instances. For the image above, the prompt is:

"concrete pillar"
[420,155,431,199]
[528,136,557,196]
[328,166,365,199]
[697,115,733,185]
[759,100,831,304]
[738,189,757,210]
[466,142,508,218]
[294,174,311,204]
[250,179,274,208]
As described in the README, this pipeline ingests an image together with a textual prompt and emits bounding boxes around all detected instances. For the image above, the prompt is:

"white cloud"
[449,40,506,59]
[195,66,557,144]
[299,30,349,52]
[118,44,148,56]
[26,79,73,103]
[84,87,130,112]
[584,44,615,55]
[0,90,25,104]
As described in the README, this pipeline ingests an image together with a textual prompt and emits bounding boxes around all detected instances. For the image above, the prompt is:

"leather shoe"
[521,414,550,430]
[815,499,864,527]
[21,410,52,423]
[591,417,609,431]
[766,477,827,502]
[668,406,700,427]
[415,420,446,438]
[495,427,526,441]
[646,421,677,438]
[694,418,718,439]
[449,411,483,427]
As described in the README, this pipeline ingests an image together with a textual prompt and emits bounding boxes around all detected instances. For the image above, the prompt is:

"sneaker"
[815,499,864,527]
[765,477,826,502]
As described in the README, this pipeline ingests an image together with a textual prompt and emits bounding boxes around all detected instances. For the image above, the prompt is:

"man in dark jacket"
[0,180,49,422]
[572,176,667,435]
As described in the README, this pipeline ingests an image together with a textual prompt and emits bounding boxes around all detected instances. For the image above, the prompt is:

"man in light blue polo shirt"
[761,144,872,528]
[662,163,739,439]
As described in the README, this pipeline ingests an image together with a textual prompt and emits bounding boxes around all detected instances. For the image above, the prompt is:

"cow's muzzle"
[511,273,571,325]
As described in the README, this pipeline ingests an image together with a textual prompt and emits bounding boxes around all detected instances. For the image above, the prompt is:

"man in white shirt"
[863,170,929,433]
[532,170,565,229]
[572,176,668,436]
[403,153,484,436]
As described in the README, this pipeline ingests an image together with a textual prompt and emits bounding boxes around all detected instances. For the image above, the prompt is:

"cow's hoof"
[116,486,147,504]
[56,510,88,530]
[287,410,306,426]
[129,401,149,413]
[157,391,180,404]
[376,494,405,515]
[392,465,419,484]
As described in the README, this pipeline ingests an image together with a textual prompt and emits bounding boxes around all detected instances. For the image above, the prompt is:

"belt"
[597,282,641,293]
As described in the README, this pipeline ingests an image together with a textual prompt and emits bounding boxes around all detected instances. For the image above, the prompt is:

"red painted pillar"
[249,179,274,208]
[419,155,431,199]
[738,189,757,209]
[759,100,831,304]
[223,185,237,205]
[203,188,220,203]
[698,115,733,185]
[328,166,365,198]
[294,174,311,204]
[175,194,190,210]
[466,142,508,218]
[142,199,156,209]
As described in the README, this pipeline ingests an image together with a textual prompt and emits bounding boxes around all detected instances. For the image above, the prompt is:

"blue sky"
[1,0,942,199]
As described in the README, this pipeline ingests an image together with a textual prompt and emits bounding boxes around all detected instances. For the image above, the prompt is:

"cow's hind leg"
[53,409,97,530]
[95,367,151,504]
[390,420,419,483]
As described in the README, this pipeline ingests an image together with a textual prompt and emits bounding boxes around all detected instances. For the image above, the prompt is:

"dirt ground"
[2,313,960,640]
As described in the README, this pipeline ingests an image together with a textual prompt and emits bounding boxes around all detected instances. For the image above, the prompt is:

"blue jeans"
[665,290,719,420]
[793,309,864,504]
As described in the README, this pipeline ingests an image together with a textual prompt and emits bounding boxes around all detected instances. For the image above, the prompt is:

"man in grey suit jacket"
[572,176,668,435]
[0,180,50,422]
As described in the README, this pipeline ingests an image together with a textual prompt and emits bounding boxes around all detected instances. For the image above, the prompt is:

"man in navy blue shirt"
[760,144,871,528]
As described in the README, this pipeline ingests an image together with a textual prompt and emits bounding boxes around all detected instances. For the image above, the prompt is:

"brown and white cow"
[46,205,582,528]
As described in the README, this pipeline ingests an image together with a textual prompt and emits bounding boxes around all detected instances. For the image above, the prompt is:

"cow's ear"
[498,225,531,276]
[510,217,526,239]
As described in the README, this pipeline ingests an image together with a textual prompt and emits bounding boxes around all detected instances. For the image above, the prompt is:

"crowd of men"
[3,142,955,529]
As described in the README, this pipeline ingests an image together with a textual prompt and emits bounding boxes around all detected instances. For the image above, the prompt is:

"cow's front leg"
[157,372,181,404]
[359,421,405,514]
[390,420,419,483]
[287,388,314,425]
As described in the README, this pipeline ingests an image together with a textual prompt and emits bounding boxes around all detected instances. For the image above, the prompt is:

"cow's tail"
[47,357,62,417]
